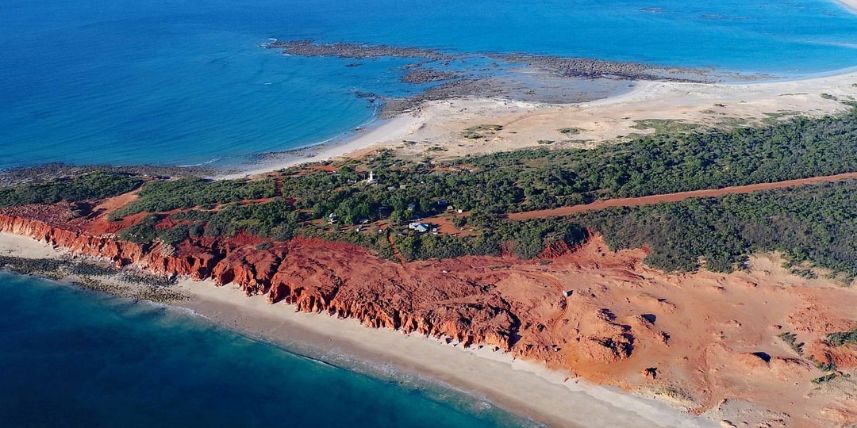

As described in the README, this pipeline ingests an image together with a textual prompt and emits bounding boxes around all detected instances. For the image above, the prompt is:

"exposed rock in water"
[266,39,712,83]
[401,65,461,84]
[380,79,487,117]
[379,76,627,117]
[264,39,717,118]
[493,53,712,83]
[268,39,451,61]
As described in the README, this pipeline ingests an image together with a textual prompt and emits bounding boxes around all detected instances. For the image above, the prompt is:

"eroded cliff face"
[0,211,523,352]
[2,205,857,427]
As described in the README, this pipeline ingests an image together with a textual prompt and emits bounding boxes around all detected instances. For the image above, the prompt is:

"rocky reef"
[268,39,451,61]
[268,39,712,82]
[493,53,711,82]
[265,39,717,118]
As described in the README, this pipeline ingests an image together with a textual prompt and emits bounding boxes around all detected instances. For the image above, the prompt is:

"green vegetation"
[576,181,857,276]
[98,107,857,226]
[202,200,299,240]
[448,108,857,214]
[811,373,838,384]
[762,111,798,126]
[5,109,857,274]
[630,119,699,134]
[785,261,819,279]
[110,177,276,219]
[558,127,581,135]
[394,217,585,260]
[117,214,162,244]
[828,328,857,347]
[462,124,503,139]
[816,361,837,373]
[777,332,804,355]
[0,172,143,207]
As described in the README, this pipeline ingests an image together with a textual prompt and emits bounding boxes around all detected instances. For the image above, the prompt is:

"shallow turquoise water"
[0,272,533,427]
[1,0,857,168]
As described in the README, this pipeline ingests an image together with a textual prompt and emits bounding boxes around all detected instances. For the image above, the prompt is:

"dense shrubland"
[109,177,277,219]
[109,107,857,224]
[4,109,857,276]
[828,328,857,347]
[576,181,857,277]
[0,172,143,207]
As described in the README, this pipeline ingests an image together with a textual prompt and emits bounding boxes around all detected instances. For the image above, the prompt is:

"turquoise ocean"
[2,1,857,426]
[2,0,857,169]
[0,273,533,427]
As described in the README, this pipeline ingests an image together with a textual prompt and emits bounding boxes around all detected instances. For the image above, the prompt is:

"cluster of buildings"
[407,222,438,234]
[325,170,453,235]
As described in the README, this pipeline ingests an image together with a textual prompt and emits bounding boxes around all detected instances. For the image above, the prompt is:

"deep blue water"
[0,272,531,427]
[2,0,857,169]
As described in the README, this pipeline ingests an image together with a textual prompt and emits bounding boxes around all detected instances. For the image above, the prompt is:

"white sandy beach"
[0,232,716,427]
[220,113,424,179]
[837,0,857,13]
[221,68,857,178]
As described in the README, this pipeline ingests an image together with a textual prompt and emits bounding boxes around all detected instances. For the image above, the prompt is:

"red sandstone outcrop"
[3,203,857,427]
[0,211,522,352]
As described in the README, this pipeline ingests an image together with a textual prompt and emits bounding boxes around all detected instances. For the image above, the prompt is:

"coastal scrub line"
[5,109,857,277]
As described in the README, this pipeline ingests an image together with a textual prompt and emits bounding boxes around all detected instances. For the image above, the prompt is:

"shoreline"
[218,112,424,179]
[177,282,718,428]
[0,232,716,428]
[836,0,857,14]
[217,66,857,179]
[4,63,856,183]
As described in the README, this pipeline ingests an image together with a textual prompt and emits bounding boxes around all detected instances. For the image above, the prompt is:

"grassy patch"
[462,124,503,139]
[778,332,804,355]
[762,111,798,126]
[812,373,837,384]
[630,119,699,134]
[828,328,857,347]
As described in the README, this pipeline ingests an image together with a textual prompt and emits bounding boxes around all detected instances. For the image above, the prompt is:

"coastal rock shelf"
[269,39,710,82]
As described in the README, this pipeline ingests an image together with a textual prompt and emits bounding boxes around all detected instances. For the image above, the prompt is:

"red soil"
[2,192,857,427]
[508,172,857,220]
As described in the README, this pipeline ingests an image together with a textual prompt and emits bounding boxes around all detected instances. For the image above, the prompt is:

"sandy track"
[508,172,857,220]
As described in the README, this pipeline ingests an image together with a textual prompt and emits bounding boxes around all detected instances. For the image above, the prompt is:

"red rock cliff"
[5,206,857,427]
[0,211,523,352]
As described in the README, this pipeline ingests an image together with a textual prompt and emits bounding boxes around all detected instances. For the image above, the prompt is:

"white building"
[408,222,430,233]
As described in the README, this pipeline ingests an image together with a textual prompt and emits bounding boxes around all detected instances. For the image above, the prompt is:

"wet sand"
[220,113,424,179]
